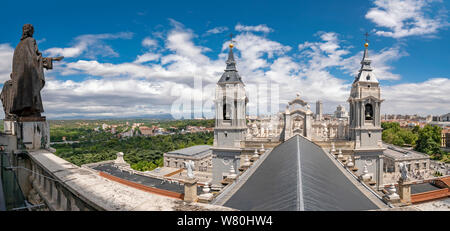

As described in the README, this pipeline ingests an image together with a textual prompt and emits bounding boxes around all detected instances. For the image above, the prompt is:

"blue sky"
[0,0,449,118]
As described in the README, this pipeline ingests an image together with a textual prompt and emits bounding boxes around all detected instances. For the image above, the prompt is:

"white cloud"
[235,23,273,33]
[142,37,158,47]
[365,0,448,38]
[382,78,450,115]
[134,53,161,63]
[45,32,133,58]
[234,32,291,73]
[0,44,14,82]
[205,26,228,35]
[1,21,448,119]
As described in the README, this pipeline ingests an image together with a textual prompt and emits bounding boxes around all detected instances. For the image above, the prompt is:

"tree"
[415,124,442,155]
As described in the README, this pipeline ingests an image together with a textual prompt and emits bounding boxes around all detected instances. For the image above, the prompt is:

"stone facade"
[164,146,212,172]
[281,93,313,141]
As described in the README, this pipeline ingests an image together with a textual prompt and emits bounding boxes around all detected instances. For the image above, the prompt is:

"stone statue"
[1,24,63,119]
[184,160,195,179]
[399,162,408,182]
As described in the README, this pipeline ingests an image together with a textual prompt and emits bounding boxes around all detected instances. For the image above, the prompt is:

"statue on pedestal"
[399,162,408,182]
[184,160,195,179]
[1,24,63,120]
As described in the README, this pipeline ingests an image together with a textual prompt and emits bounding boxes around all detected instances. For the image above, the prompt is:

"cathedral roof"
[221,135,382,211]
[354,43,379,83]
[217,44,244,84]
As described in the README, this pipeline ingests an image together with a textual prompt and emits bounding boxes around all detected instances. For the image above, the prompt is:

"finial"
[229,32,236,49]
[364,32,369,47]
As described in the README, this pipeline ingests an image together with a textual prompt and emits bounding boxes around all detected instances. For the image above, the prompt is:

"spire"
[354,32,378,83]
[218,33,243,84]
[359,42,372,72]
[225,43,237,71]
[360,32,372,70]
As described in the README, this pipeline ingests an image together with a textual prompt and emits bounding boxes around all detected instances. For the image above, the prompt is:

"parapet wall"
[19,149,234,211]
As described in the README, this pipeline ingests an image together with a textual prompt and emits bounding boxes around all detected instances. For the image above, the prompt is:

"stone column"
[183,178,198,203]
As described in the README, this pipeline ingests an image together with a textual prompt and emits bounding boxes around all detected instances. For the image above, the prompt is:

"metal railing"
[0,152,28,210]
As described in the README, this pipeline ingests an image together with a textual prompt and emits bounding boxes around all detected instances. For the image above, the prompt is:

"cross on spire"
[229,33,236,47]
[364,32,370,43]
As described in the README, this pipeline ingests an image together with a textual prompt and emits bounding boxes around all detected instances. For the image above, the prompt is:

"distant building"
[164,145,212,172]
[102,123,109,130]
[121,128,134,138]
[139,126,153,136]
[334,105,348,119]
[442,128,450,148]
[383,145,430,175]
[432,113,450,122]
[316,100,323,121]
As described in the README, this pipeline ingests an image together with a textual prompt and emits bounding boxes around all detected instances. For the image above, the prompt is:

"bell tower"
[348,39,385,190]
[211,37,248,188]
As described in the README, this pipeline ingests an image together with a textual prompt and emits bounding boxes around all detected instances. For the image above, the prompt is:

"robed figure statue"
[1,24,63,119]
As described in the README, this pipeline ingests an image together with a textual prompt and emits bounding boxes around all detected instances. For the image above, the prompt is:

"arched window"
[223,99,231,120]
[365,103,373,121]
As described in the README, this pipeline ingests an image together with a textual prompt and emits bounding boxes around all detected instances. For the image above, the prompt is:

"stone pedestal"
[198,182,214,203]
[183,178,198,203]
[5,118,49,150]
[383,184,400,203]
[398,180,411,205]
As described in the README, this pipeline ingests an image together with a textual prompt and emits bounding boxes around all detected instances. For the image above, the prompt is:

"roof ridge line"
[296,135,305,211]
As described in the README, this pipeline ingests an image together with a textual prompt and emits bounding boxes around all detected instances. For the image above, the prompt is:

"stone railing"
[21,149,233,211]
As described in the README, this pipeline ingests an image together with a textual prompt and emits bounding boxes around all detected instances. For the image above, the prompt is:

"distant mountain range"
[46,113,176,120]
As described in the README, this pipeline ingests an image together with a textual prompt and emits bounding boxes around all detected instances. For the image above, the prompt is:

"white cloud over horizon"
[0,21,448,119]
[366,0,448,38]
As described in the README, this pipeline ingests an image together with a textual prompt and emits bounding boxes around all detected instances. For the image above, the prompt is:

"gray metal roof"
[93,163,201,194]
[218,48,243,84]
[411,183,441,194]
[223,135,381,211]
[166,145,212,157]
[383,144,429,161]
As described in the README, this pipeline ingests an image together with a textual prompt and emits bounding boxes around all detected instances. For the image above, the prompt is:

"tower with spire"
[211,36,248,188]
[348,37,385,190]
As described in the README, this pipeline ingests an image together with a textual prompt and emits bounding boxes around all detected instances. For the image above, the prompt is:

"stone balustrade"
[13,149,234,211]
